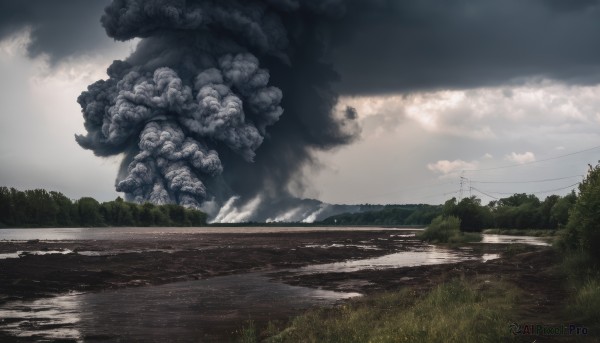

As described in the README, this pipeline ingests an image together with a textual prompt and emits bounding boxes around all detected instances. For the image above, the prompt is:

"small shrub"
[420,216,461,242]
[421,216,481,243]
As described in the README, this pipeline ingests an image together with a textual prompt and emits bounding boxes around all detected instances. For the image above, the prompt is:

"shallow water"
[481,234,551,246]
[0,226,420,241]
[0,273,360,342]
[298,245,483,274]
[0,228,545,341]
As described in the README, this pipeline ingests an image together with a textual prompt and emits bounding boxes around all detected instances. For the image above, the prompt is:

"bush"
[420,215,482,244]
[420,216,461,242]
[558,163,600,258]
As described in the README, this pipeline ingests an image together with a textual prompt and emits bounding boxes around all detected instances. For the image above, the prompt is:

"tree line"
[0,187,207,228]
[441,191,576,232]
[320,204,441,226]
[320,192,576,231]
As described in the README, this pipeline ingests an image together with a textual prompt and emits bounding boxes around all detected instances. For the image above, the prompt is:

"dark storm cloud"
[76,0,359,220]
[331,0,600,94]
[6,0,600,220]
[4,0,600,91]
[0,0,111,61]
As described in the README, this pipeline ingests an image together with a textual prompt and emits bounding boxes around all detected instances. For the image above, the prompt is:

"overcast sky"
[1,0,599,206]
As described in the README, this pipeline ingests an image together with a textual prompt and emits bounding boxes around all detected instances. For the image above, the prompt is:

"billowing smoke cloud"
[3,0,594,220]
[76,0,359,220]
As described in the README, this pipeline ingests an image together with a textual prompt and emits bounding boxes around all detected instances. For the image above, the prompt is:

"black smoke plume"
[76,0,359,220]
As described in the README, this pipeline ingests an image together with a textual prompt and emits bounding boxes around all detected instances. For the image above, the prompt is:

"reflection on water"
[0,293,83,340]
[0,250,73,259]
[482,253,500,262]
[0,227,422,241]
[298,246,477,274]
[0,228,551,341]
[481,234,551,246]
[0,274,359,342]
[303,243,381,250]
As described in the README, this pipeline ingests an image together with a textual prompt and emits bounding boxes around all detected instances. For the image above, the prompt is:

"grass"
[559,251,600,331]
[237,320,258,343]
[420,216,482,244]
[239,278,519,343]
[567,279,600,326]
[483,229,557,237]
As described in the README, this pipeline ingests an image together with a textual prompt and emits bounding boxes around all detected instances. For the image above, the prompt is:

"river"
[0,227,550,342]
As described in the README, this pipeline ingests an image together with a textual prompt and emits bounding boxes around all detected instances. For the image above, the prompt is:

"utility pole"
[459,173,465,200]
[459,172,470,200]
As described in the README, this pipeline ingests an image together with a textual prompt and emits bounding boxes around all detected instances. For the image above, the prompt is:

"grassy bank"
[560,252,600,332]
[239,278,519,343]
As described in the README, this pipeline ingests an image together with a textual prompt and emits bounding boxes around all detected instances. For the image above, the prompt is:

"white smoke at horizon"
[211,195,262,224]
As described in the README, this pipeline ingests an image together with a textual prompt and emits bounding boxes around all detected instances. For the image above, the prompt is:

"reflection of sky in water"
[0,293,83,341]
[298,245,477,274]
[482,253,500,262]
[0,274,359,342]
[0,228,548,341]
[0,250,73,259]
[481,234,551,246]
[0,227,422,241]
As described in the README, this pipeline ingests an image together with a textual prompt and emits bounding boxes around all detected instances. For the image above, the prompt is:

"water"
[0,227,421,241]
[0,228,546,341]
[298,245,478,274]
[0,274,359,342]
[481,234,551,246]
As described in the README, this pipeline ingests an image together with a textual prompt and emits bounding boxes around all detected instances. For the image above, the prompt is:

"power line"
[471,187,499,200]
[408,189,461,203]
[462,144,600,172]
[471,175,583,184]
[344,181,455,203]
[476,182,580,196]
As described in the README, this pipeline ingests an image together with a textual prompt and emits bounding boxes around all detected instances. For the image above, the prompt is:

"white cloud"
[505,152,536,164]
[427,159,478,175]
[337,79,600,141]
[483,153,494,159]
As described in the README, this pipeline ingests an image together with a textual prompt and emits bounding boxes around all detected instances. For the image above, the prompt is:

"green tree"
[562,164,600,257]
[140,202,156,226]
[185,208,208,226]
[0,187,13,226]
[444,196,492,232]
[77,197,104,227]
[550,191,577,229]
[50,191,75,226]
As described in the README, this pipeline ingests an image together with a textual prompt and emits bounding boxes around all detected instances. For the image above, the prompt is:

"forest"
[0,187,207,228]
[320,192,576,231]
[0,185,577,230]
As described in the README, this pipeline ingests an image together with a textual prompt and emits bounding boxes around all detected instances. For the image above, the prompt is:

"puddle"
[0,250,73,259]
[0,274,359,342]
[303,244,381,250]
[481,234,551,246]
[482,253,500,262]
[297,246,477,274]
